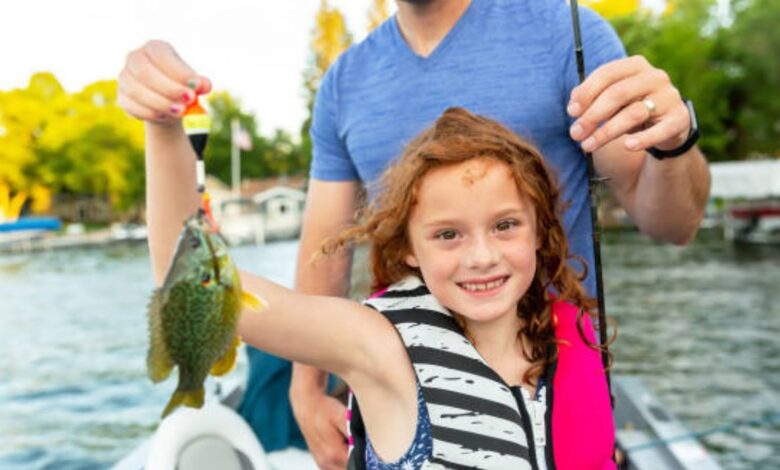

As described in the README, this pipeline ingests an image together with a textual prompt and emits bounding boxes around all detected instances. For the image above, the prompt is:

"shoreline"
[0,228,148,255]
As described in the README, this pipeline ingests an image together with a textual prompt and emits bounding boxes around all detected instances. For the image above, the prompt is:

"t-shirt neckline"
[390,0,483,68]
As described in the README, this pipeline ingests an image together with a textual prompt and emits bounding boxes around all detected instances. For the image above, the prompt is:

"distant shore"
[0,226,147,255]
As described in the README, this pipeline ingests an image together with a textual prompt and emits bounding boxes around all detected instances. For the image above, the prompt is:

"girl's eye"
[435,229,458,241]
[496,219,519,232]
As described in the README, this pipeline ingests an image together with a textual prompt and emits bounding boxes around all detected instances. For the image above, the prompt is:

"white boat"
[112,376,318,470]
[114,375,721,470]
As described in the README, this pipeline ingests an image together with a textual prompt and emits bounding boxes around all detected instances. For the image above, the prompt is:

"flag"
[234,124,253,151]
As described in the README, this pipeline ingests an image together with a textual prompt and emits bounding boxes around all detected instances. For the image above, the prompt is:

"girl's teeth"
[462,278,505,291]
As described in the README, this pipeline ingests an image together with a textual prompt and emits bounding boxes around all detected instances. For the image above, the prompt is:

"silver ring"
[642,98,657,117]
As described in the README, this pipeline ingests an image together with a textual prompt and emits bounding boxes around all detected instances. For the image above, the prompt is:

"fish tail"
[161,387,205,418]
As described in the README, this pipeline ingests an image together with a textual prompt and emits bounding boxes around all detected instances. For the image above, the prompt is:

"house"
[206,176,307,245]
[252,186,306,241]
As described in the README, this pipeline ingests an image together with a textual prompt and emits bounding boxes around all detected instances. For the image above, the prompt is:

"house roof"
[240,176,307,197]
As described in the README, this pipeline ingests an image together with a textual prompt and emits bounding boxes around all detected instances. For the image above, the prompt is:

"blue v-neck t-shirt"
[309,0,626,294]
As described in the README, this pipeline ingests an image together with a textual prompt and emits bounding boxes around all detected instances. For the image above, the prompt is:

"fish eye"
[201,272,211,284]
[190,237,201,249]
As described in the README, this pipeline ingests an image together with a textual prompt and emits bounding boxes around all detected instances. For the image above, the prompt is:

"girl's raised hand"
[118,40,212,125]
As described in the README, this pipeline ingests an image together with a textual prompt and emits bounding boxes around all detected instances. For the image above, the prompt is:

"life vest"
[347,276,614,470]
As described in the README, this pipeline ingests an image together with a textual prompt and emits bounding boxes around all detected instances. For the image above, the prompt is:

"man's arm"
[569,56,710,244]
[593,138,709,245]
[290,178,361,470]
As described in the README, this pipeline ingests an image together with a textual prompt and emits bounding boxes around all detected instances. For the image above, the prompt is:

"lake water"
[0,232,777,469]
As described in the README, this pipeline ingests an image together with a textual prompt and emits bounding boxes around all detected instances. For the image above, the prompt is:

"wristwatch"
[647,98,700,159]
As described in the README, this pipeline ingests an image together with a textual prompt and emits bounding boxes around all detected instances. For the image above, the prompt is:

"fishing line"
[183,99,218,230]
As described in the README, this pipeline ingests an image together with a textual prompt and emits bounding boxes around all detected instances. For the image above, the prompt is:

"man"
[291,1,709,468]
[118,1,709,468]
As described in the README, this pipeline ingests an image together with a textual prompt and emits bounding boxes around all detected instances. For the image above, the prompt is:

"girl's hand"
[566,55,691,154]
[117,40,212,126]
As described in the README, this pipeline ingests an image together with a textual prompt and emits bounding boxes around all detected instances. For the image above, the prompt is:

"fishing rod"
[568,0,611,392]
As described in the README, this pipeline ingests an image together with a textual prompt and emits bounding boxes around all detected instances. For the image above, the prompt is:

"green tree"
[0,73,145,214]
[205,91,272,184]
[609,0,735,160]
[300,1,353,171]
[204,91,308,184]
[723,0,780,158]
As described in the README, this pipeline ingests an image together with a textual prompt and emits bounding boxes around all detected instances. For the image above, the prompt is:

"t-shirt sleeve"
[552,3,627,117]
[308,64,360,181]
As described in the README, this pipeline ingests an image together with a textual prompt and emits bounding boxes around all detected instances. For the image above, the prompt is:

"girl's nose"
[464,235,500,270]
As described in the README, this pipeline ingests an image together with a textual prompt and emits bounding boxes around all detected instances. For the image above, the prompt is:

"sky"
[1,0,384,136]
[2,0,671,137]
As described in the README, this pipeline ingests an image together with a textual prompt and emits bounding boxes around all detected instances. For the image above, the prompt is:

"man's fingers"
[570,72,661,144]
[624,111,689,152]
[568,55,649,116]
[304,396,348,470]
[578,99,653,153]
[328,400,349,438]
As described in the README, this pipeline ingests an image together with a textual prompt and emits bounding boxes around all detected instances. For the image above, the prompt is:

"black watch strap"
[647,99,700,159]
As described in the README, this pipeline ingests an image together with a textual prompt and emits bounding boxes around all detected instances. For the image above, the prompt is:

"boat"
[0,216,62,250]
[709,159,780,245]
[114,374,721,470]
[724,200,780,245]
[112,376,318,470]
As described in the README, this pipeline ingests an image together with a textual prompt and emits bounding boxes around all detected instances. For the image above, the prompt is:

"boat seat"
[178,435,254,470]
[146,402,271,470]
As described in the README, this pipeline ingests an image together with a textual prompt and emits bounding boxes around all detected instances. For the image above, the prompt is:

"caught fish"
[147,213,263,418]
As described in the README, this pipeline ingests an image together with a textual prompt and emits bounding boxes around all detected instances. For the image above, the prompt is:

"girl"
[161,107,614,469]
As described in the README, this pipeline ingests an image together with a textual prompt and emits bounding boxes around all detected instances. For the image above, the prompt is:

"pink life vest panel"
[552,301,615,469]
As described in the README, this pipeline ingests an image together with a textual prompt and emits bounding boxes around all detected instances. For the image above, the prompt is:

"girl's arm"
[237,271,414,399]
[238,272,420,461]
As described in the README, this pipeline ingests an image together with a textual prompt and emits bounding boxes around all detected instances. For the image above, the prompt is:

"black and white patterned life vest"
[347,276,552,470]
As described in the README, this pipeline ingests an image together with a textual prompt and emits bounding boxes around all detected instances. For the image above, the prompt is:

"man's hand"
[567,55,691,154]
[290,380,348,470]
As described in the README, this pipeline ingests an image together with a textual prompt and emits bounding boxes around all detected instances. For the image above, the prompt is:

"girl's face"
[405,158,540,325]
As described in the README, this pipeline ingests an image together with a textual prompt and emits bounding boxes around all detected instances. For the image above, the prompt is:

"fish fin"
[161,387,205,418]
[210,335,241,376]
[241,290,267,313]
[147,289,174,383]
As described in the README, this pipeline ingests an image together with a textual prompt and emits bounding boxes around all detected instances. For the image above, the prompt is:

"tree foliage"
[605,0,779,160]
[204,91,309,185]
[0,73,145,214]
[299,1,353,169]
[582,0,641,19]
[367,0,390,31]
